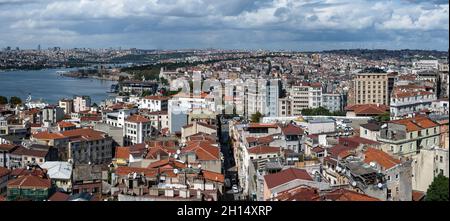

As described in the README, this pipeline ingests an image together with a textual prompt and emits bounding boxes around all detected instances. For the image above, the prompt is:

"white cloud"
[0,0,447,50]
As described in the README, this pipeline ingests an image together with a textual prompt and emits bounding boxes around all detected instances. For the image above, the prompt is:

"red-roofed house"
[345,104,389,117]
[180,141,222,173]
[32,128,113,165]
[263,168,328,200]
[362,147,412,201]
[7,168,52,201]
[181,122,217,143]
[378,115,440,157]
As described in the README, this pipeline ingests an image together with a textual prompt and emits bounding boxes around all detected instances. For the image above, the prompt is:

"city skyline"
[0,0,448,51]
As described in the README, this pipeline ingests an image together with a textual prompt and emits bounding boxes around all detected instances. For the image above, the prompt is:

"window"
[387,176,391,181]
[440,156,443,163]
[396,174,399,179]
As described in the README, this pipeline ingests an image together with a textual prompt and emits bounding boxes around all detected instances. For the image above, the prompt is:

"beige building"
[58,99,73,114]
[181,122,217,143]
[412,146,449,192]
[351,71,396,105]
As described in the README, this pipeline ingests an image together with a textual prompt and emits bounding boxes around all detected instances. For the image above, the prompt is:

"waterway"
[0,68,115,104]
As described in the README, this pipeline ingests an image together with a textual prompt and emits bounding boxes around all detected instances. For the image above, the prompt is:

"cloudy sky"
[0,0,448,51]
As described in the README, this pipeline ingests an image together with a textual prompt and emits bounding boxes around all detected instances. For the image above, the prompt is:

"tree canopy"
[425,174,449,201]
[0,96,7,105]
[250,111,263,123]
[9,96,22,106]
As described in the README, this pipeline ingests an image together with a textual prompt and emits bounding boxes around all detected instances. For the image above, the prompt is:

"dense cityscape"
[0,47,448,202]
[0,0,449,205]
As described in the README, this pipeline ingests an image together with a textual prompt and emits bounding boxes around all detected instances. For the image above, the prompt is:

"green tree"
[250,111,263,123]
[0,96,7,105]
[301,107,332,116]
[425,174,449,201]
[375,112,390,122]
[9,96,22,106]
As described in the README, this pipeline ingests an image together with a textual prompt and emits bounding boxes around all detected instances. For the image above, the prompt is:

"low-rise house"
[362,148,412,201]
[9,146,50,169]
[180,140,222,174]
[360,122,381,141]
[39,161,73,193]
[72,164,107,195]
[7,166,53,201]
[181,122,217,143]
[314,188,380,201]
[263,168,330,201]
[345,104,389,117]
[0,144,19,168]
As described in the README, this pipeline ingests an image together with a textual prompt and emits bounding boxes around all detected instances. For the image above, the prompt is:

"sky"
[0,0,448,51]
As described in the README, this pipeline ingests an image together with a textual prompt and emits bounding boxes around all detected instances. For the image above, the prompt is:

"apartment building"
[124,115,152,145]
[351,70,396,105]
[377,116,440,158]
[289,82,322,115]
[73,96,91,113]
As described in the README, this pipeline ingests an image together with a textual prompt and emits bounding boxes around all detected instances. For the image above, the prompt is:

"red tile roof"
[0,167,10,178]
[280,124,304,136]
[33,128,108,142]
[182,141,220,161]
[115,166,158,177]
[248,145,281,155]
[58,121,76,128]
[126,115,150,123]
[363,148,400,170]
[264,168,313,189]
[248,123,278,129]
[11,146,49,158]
[345,104,389,115]
[147,158,187,170]
[48,192,70,201]
[316,189,380,201]
[338,136,380,148]
[115,146,130,160]
[0,144,17,151]
[274,186,319,201]
[202,170,224,183]
[7,174,51,189]
[389,116,438,132]
[328,144,356,159]
[412,190,425,201]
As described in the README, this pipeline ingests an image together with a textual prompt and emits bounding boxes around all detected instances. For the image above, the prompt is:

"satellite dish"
[174,154,178,159]
[352,181,357,187]
[369,162,376,167]
[188,164,192,168]
[197,164,202,169]
[377,183,383,189]
[133,172,137,179]
[173,169,179,174]
[176,149,181,155]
